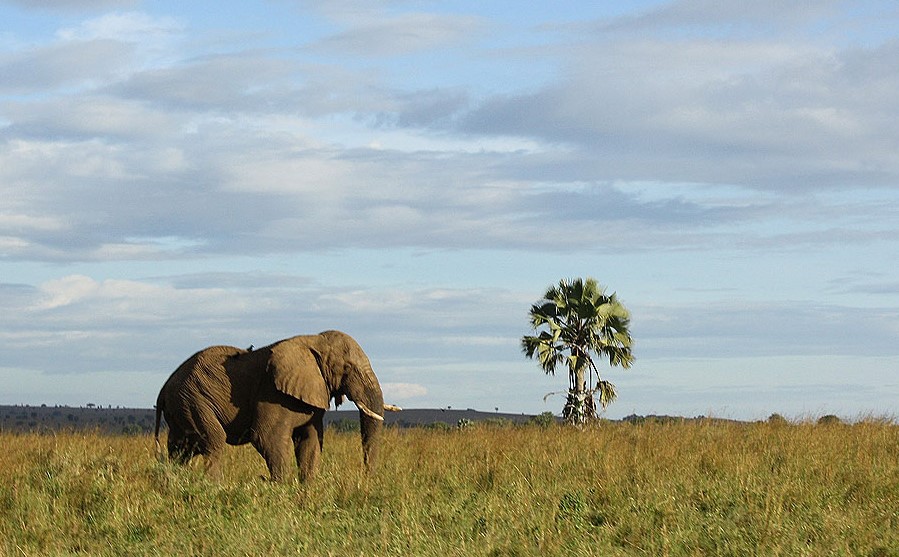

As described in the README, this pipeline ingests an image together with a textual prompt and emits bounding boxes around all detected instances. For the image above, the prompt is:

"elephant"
[154,330,396,482]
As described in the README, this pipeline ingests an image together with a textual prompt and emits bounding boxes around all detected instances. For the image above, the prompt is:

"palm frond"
[594,380,618,409]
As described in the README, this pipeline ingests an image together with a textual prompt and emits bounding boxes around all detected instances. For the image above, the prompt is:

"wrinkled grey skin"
[155,330,385,482]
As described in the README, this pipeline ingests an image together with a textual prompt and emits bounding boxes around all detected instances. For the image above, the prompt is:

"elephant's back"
[188,345,247,394]
[196,345,247,368]
[164,346,241,380]
[160,345,249,429]
[162,345,245,403]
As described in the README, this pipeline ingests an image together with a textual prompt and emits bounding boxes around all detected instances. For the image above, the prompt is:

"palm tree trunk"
[564,364,589,425]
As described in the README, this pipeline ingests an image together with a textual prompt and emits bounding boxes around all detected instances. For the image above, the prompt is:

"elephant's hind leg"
[190,409,228,479]
[202,444,227,479]
[166,424,200,465]
[168,438,195,465]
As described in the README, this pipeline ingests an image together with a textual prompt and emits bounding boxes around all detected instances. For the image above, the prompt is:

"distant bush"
[329,419,360,433]
[482,417,514,428]
[767,413,789,425]
[622,414,685,426]
[529,411,557,428]
[817,414,842,426]
[121,424,144,435]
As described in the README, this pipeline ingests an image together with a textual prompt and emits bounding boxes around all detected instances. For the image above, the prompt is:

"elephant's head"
[270,330,385,471]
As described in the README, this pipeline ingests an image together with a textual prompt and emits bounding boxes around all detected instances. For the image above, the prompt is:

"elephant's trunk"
[345,360,385,473]
[359,409,382,473]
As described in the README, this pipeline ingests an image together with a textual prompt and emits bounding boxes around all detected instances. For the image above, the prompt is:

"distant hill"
[0,405,543,435]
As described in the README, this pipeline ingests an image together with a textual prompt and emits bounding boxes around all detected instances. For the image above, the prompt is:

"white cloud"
[635,300,899,359]
[312,12,484,56]
[221,147,354,195]
[5,2,893,264]
[3,0,139,13]
[30,274,257,320]
[0,213,64,232]
[113,53,298,111]
[316,289,413,313]
[600,0,844,33]
[0,39,132,93]
[36,274,99,309]
[57,11,183,43]
[0,236,30,254]
[5,96,184,141]
[438,335,513,347]
[455,20,899,192]
[381,382,428,400]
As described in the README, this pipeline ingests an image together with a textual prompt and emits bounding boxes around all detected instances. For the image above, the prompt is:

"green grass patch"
[1,419,898,556]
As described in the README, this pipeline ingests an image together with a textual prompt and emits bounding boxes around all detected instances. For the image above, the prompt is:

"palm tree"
[521,277,634,425]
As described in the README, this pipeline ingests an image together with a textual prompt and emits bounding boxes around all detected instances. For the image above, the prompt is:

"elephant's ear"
[269,345,330,410]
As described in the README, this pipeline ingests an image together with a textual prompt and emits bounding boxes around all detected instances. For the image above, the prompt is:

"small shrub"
[329,419,360,433]
[767,413,788,425]
[121,424,144,435]
[529,412,556,428]
[557,491,586,519]
[483,418,513,428]
[817,414,842,426]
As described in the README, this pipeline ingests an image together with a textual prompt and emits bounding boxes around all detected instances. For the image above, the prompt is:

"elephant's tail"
[153,399,165,463]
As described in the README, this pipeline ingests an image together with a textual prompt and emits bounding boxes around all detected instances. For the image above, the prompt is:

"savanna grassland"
[1,419,898,556]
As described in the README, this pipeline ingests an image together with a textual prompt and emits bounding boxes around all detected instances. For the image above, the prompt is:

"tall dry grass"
[1,419,897,556]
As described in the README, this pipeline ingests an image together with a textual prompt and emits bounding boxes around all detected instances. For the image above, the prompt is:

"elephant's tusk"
[356,402,384,421]
[384,404,402,412]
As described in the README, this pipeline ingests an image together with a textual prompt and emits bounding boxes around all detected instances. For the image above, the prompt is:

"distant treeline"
[0,405,552,435]
[0,404,157,435]
[0,404,772,436]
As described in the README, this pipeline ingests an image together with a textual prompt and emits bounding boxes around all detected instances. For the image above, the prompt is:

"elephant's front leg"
[252,427,296,482]
[293,413,324,482]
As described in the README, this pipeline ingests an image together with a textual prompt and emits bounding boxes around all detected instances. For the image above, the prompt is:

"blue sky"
[2,0,898,420]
